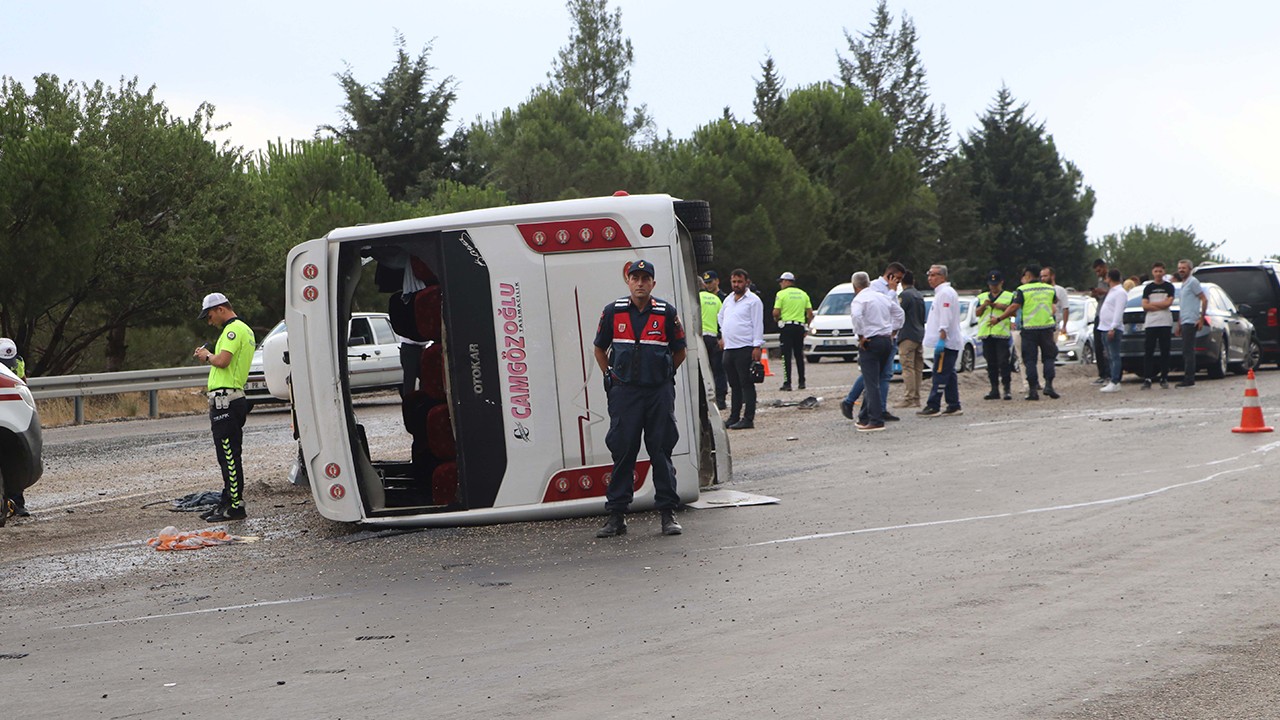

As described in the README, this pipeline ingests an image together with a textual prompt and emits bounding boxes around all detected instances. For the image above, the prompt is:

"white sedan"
[244,312,404,404]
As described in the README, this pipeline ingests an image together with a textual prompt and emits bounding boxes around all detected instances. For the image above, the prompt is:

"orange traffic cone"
[761,354,774,377]
[1232,369,1273,433]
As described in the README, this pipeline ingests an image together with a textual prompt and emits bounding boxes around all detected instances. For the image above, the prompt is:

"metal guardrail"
[24,334,783,426]
[28,367,209,425]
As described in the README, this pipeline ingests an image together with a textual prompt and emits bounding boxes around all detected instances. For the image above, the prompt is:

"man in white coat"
[919,264,963,417]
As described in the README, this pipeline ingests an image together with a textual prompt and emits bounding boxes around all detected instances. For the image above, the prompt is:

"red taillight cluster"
[1268,308,1277,327]
[518,218,631,254]
[542,462,649,503]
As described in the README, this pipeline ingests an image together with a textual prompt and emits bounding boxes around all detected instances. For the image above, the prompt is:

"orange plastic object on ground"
[146,526,255,551]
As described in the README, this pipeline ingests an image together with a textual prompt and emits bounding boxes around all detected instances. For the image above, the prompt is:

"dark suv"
[1193,261,1280,367]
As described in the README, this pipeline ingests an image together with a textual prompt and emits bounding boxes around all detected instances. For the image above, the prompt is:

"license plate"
[246,380,267,391]
[823,339,849,346]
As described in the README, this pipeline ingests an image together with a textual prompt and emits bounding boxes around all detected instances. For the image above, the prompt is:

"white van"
[266,194,728,526]
[803,282,858,362]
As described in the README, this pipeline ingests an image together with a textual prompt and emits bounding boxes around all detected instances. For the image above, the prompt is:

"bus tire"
[674,200,712,232]
[693,233,714,266]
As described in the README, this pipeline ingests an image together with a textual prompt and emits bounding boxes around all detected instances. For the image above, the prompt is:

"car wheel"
[959,345,976,373]
[1234,336,1262,374]
[1082,341,1094,366]
[843,355,856,363]
[806,354,819,363]
[1207,337,1228,379]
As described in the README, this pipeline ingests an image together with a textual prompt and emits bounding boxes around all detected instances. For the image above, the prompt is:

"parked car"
[803,282,858,363]
[245,312,404,404]
[1057,295,1098,364]
[1118,281,1261,379]
[1192,261,1280,367]
[0,362,42,526]
[894,295,985,377]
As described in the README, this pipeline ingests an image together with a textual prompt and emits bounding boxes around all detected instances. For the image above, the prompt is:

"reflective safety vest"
[977,290,1015,338]
[1018,282,1057,330]
[699,291,722,336]
[609,297,677,387]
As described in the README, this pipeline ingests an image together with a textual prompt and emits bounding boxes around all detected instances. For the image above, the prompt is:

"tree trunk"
[104,325,128,372]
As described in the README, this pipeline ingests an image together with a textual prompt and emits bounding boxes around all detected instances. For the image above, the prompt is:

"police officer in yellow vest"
[988,265,1060,400]
[975,270,1016,400]
[773,271,814,391]
[193,293,256,522]
[699,272,727,409]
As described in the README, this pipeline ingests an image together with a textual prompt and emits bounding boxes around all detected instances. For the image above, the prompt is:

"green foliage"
[655,119,831,289]
[326,34,458,201]
[398,180,509,219]
[0,74,265,374]
[752,55,785,134]
[838,0,951,182]
[1091,224,1226,279]
[469,88,657,203]
[548,0,650,134]
[247,137,396,320]
[768,83,932,289]
[936,86,1095,287]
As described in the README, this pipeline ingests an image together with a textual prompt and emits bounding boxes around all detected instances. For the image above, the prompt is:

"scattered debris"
[766,395,822,409]
[689,490,780,509]
[146,526,260,551]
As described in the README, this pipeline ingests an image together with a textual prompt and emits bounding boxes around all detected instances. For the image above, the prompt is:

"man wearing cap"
[989,265,1061,400]
[699,272,728,408]
[193,293,256,522]
[976,271,1016,400]
[773,271,814,391]
[0,338,32,517]
[718,268,765,430]
[593,259,688,538]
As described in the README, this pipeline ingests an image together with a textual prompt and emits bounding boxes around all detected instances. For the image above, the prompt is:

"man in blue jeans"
[919,264,963,417]
[849,272,904,431]
[840,269,902,421]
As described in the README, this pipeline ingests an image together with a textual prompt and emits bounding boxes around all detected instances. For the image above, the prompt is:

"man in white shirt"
[1040,266,1070,333]
[850,272,905,431]
[919,264,963,417]
[717,268,764,429]
[1097,268,1128,392]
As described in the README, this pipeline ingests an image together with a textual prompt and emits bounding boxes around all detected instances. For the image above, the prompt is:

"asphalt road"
[3,362,1280,719]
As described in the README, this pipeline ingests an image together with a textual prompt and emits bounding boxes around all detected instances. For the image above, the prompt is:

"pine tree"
[753,55,785,134]
[838,0,951,181]
[937,86,1095,287]
[547,0,650,134]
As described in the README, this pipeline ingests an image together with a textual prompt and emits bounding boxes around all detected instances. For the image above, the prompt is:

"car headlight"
[16,382,36,412]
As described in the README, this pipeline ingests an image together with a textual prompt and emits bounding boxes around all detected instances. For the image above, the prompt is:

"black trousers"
[1093,326,1108,379]
[604,383,680,513]
[210,396,250,509]
[702,335,727,400]
[723,347,757,422]
[1181,323,1198,381]
[1021,328,1058,388]
[982,336,1012,390]
[778,324,807,385]
[1144,326,1173,382]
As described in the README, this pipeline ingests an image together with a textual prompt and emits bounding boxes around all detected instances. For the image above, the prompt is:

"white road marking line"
[716,442,1279,551]
[57,595,332,629]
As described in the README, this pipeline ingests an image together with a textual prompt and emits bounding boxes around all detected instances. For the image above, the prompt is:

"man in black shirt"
[1141,262,1176,389]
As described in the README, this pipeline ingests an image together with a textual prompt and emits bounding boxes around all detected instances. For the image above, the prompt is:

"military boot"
[661,510,683,536]
[1025,384,1040,401]
[1003,383,1012,400]
[983,385,1000,400]
[1043,381,1060,399]
[595,513,627,538]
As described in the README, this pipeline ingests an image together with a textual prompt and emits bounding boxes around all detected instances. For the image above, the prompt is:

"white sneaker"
[1100,382,1120,393]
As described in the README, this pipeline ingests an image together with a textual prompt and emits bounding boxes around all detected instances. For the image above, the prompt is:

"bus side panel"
[541,247,695,509]
[285,240,363,522]
[460,225,567,509]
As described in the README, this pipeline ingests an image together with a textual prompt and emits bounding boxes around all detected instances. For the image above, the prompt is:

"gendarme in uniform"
[195,292,255,522]
[592,259,688,538]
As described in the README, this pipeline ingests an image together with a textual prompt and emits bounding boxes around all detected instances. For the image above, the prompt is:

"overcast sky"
[6,0,1277,262]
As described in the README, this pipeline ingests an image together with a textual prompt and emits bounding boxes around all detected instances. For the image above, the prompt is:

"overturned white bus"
[264,193,729,526]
